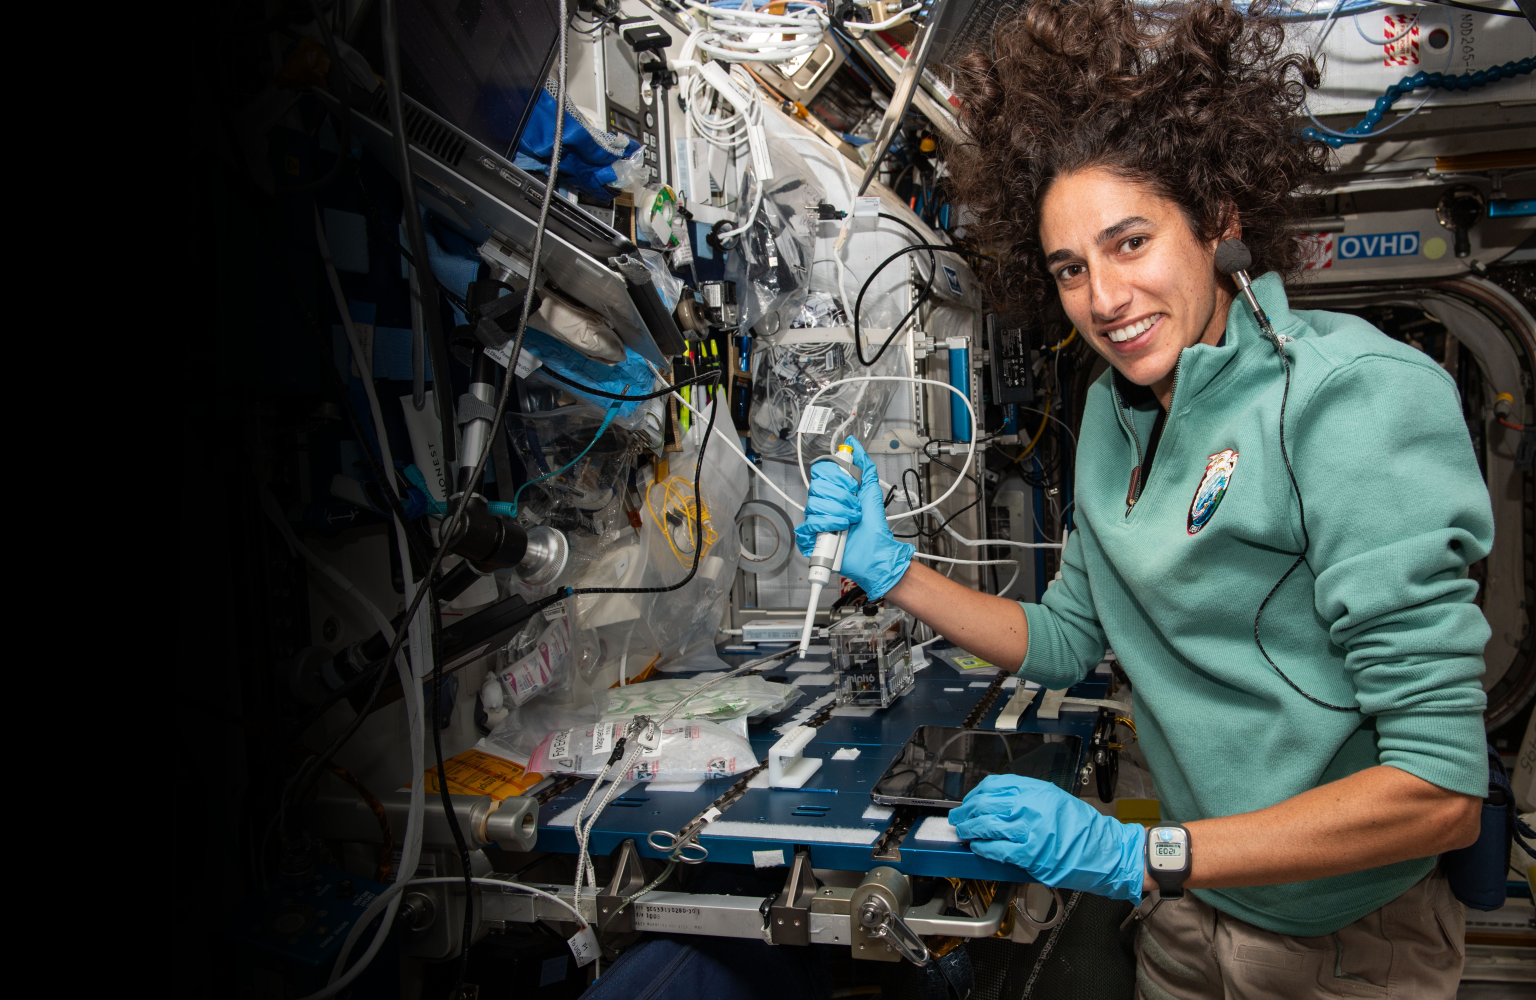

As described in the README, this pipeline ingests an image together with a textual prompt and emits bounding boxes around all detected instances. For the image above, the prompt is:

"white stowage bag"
[533,291,626,364]
[526,718,756,782]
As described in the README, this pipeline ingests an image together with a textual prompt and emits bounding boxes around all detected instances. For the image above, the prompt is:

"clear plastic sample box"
[828,607,914,708]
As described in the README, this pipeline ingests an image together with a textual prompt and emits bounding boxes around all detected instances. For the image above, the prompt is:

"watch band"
[1145,824,1191,900]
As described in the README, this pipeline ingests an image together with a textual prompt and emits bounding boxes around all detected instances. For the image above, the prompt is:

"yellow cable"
[646,476,718,566]
[1051,326,1078,351]
[1114,715,1138,740]
[1009,395,1052,466]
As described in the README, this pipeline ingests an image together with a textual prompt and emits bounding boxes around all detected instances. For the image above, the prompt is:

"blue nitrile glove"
[949,775,1147,903]
[793,436,915,600]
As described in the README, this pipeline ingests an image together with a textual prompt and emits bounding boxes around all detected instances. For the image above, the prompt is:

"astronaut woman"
[797,2,1491,994]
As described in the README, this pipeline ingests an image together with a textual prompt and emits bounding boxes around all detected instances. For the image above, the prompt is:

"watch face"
[1149,827,1188,871]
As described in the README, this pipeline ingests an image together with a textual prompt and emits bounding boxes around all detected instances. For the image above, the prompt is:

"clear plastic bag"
[722,135,823,334]
[527,718,756,781]
[596,675,801,722]
[572,413,752,671]
[748,334,902,462]
[475,697,600,767]
[494,608,605,707]
[637,248,685,315]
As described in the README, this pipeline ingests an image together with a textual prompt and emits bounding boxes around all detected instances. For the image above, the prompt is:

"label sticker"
[548,728,573,763]
[798,405,835,435]
[568,925,599,967]
[499,614,572,706]
[942,264,962,295]
[1337,232,1420,260]
[1383,13,1419,67]
[1299,233,1334,270]
[591,722,615,758]
[752,849,787,869]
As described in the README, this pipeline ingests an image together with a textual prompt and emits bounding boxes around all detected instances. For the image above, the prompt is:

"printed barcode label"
[514,350,541,378]
[798,405,835,435]
[542,601,566,621]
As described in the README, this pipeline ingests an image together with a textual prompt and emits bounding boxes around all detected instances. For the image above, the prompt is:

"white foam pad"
[912,816,961,842]
[705,821,881,845]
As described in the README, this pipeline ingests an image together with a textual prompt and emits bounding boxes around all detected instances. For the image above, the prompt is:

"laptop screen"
[394,0,561,158]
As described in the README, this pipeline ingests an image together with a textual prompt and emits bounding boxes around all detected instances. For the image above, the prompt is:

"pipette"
[799,444,861,658]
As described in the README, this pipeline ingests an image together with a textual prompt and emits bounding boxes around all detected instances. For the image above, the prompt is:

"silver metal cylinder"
[516,525,569,586]
[484,796,540,853]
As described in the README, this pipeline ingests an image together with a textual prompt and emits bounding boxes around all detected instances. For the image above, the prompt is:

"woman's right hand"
[794,437,915,600]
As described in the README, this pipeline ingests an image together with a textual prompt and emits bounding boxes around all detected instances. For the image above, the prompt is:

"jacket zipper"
[1114,359,1181,517]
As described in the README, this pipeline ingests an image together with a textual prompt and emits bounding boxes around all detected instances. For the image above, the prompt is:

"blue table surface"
[536,647,1106,880]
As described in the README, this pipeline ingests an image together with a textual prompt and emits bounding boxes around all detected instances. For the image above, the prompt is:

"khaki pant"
[1136,869,1465,999]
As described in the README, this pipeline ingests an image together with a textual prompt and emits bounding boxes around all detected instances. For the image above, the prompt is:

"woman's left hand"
[949,774,1147,902]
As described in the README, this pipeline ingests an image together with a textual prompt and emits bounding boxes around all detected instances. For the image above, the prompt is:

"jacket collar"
[1113,272,1298,413]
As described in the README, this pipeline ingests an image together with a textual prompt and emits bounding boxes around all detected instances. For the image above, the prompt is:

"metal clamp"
[858,895,931,966]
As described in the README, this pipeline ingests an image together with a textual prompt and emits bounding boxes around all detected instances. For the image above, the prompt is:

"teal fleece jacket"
[1020,273,1493,936]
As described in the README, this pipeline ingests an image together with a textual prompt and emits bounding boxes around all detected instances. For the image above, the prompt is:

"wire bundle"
[682,0,829,64]
[647,475,720,565]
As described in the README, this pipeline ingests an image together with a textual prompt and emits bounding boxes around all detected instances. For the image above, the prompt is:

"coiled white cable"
[682,0,828,64]
[797,375,976,524]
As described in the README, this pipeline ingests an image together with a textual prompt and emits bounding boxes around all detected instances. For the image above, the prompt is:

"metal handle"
[646,829,710,864]
[858,895,931,966]
[1014,886,1066,930]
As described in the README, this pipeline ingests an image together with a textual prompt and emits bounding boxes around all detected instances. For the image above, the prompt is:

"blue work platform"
[534,647,1106,882]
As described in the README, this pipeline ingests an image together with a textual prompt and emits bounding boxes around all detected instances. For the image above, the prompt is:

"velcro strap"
[456,393,498,427]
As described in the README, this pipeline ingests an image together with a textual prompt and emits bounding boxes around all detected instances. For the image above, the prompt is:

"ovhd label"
[1337,232,1420,259]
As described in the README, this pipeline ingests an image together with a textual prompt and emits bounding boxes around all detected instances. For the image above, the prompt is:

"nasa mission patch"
[1188,449,1238,535]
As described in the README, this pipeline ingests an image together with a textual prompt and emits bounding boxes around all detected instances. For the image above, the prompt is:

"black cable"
[878,213,936,281]
[284,0,571,850]
[573,390,720,596]
[539,367,721,401]
[854,244,987,367]
[426,596,476,995]
[1254,342,1356,714]
[382,0,457,461]
[894,498,979,539]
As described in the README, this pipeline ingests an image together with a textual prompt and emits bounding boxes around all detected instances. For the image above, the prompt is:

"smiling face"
[1039,167,1236,409]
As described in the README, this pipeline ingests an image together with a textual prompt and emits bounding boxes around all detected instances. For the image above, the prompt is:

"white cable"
[302,203,432,1000]
[942,523,1062,551]
[913,552,1020,598]
[259,487,398,640]
[842,3,920,32]
[682,0,828,63]
[405,878,590,928]
[666,381,801,509]
[798,375,977,523]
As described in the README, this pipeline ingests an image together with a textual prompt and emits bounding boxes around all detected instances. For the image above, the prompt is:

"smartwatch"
[1145,824,1191,900]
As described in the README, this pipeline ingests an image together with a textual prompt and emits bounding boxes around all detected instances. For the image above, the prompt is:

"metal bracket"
[870,806,919,862]
[768,848,820,946]
[595,839,651,934]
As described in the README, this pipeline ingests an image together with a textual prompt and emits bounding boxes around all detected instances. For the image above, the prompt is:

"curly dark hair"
[945,0,1330,317]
